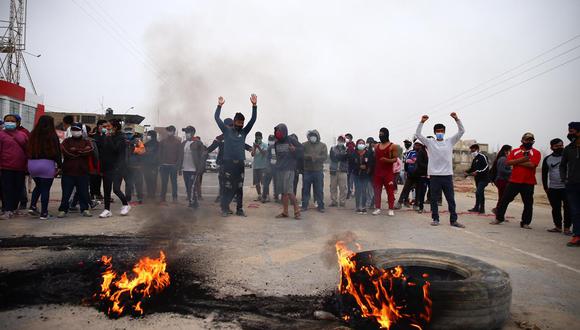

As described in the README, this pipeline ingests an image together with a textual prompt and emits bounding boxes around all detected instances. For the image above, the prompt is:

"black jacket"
[100,133,127,174]
[560,143,580,184]
[410,147,428,178]
[143,139,160,167]
[467,153,490,182]
[349,149,375,177]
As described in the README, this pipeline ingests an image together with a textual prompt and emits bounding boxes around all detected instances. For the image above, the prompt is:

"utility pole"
[0,0,27,85]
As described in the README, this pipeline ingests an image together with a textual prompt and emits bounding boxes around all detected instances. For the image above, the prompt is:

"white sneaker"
[120,205,131,216]
[372,209,381,216]
[388,210,395,216]
[99,210,112,218]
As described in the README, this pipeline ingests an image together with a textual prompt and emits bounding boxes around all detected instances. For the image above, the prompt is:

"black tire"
[352,249,512,330]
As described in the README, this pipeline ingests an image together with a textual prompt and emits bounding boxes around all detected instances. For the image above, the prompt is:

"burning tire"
[352,249,512,330]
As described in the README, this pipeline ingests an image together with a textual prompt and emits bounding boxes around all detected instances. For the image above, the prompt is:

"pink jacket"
[0,129,29,171]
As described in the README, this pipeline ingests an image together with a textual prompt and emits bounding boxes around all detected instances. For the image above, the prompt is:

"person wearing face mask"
[0,114,29,220]
[372,127,398,217]
[158,125,181,203]
[302,130,328,213]
[251,131,268,202]
[124,127,146,204]
[560,122,580,246]
[395,140,420,210]
[542,138,570,235]
[179,126,206,208]
[273,124,303,219]
[345,133,355,199]
[350,139,375,214]
[329,135,349,207]
[416,113,466,228]
[57,123,94,218]
[214,94,258,217]
[365,137,377,209]
[99,119,131,218]
[492,132,541,229]
[465,144,490,214]
[142,130,160,200]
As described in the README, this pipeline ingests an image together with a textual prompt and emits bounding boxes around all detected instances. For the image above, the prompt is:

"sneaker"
[236,209,247,217]
[372,209,381,216]
[57,211,67,218]
[567,236,580,247]
[99,210,112,218]
[221,211,230,217]
[394,202,402,210]
[387,210,395,217]
[547,227,562,233]
[68,206,79,213]
[467,208,479,213]
[90,200,101,209]
[413,205,419,211]
[28,207,39,216]
[521,224,532,230]
[430,221,440,226]
[362,209,368,214]
[0,211,14,220]
[356,209,362,215]
[450,222,465,228]
[227,208,234,215]
[490,220,504,225]
[82,210,93,217]
[39,214,52,220]
[120,205,131,216]
[417,209,424,214]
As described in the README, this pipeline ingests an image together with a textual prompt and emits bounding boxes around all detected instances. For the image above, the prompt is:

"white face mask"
[338,142,345,147]
[357,144,366,150]
[471,151,478,157]
[71,131,82,138]
[268,141,275,146]
[309,136,317,143]
[185,133,193,140]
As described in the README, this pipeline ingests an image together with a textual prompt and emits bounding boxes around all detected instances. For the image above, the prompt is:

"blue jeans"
[159,164,178,201]
[30,177,54,216]
[353,175,369,210]
[567,183,580,236]
[302,170,325,210]
[430,175,458,223]
[59,175,90,212]
[474,179,489,211]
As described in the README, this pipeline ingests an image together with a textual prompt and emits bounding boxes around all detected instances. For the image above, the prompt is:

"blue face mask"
[125,133,134,140]
[436,133,445,140]
[4,122,17,130]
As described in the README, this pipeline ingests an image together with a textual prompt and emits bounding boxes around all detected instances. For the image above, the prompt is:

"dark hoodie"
[302,129,328,172]
[274,124,303,171]
[143,135,160,167]
[214,105,257,161]
[100,132,127,174]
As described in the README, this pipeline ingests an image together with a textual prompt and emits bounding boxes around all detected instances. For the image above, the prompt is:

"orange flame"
[96,251,170,316]
[336,242,432,329]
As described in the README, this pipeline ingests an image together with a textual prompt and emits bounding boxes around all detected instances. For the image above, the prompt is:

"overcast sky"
[4,0,579,152]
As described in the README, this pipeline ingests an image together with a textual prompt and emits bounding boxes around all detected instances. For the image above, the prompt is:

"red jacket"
[0,129,29,171]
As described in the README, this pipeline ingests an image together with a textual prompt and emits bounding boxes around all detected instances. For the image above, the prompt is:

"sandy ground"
[0,170,578,329]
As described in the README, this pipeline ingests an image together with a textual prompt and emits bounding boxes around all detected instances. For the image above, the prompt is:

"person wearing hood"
[99,119,131,218]
[57,123,94,218]
[350,139,374,214]
[158,125,181,203]
[302,130,328,212]
[0,114,29,220]
[416,113,466,228]
[561,121,580,246]
[492,132,541,229]
[273,123,303,219]
[142,130,160,199]
[180,125,206,208]
[262,134,277,203]
[410,140,429,213]
[214,94,257,217]
[372,127,398,217]
[329,135,348,207]
[542,138,570,235]
[465,144,490,214]
[345,133,355,199]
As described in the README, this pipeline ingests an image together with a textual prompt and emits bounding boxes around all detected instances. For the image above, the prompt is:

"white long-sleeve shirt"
[415,120,465,176]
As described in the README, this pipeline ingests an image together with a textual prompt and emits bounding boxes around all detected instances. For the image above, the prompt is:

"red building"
[0,79,45,130]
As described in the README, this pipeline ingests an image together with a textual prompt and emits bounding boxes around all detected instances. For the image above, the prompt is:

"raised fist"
[218,96,225,106]
[421,115,429,123]
[450,112,458,120]
[250,94,257,105]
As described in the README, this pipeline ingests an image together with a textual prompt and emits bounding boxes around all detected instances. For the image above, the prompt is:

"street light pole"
[124,106,135,114]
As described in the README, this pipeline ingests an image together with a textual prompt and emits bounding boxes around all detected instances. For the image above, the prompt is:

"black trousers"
[221,160,244,212]
[103,171,128,210]
[547,188,571,229]
[495,182,534,225]
[142,165,158,199]
[398,176,418,203]
[90,174,102,198]
[125,166,144,202]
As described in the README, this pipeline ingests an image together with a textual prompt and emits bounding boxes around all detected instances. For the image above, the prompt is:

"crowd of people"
[0,96,578,247]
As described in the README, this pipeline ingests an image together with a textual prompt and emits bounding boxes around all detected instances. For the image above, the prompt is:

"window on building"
[82,115,97,124]
[0,98,6,118]
[9,101,20,114]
